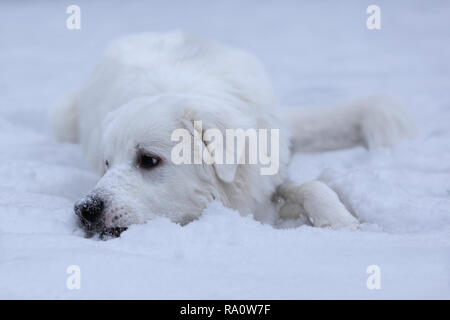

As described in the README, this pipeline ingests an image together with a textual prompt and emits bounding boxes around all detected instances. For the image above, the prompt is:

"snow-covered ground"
[1,0,449,299]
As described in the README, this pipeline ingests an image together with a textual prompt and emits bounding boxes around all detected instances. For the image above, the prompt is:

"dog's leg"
[50,92,80,143]
[287,95,416,153]
[275,180,358,229]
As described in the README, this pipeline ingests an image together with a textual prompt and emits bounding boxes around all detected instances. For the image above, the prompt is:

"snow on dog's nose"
[74,192,128,239]
[74,195,104,224]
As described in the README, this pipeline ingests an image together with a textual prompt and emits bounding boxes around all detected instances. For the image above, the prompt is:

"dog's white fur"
[51,31,415,231]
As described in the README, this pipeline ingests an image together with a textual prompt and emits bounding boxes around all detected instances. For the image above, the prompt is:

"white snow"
[0,0,449,299]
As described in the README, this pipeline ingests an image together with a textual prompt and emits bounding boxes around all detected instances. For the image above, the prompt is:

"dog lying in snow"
[51,31,415,237]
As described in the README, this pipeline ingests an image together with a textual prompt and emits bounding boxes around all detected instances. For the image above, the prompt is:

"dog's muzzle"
[74,195,127,239]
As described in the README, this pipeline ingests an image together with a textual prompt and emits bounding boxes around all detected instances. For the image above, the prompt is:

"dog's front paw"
[306,200,359,230]
[278,181,359,229]
[301,181,359,229]
[360,96,417,149]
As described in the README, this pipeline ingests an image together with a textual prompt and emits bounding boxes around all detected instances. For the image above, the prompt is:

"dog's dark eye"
[137,153,161,170]
[105,160,109,167]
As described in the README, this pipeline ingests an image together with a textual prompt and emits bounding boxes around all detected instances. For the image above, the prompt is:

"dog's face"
[74,95,242,238]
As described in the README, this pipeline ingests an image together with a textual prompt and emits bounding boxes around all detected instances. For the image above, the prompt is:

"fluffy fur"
[51,31,415,234]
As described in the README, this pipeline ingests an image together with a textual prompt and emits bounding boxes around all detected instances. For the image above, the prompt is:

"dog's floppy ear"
[179,106,253,183]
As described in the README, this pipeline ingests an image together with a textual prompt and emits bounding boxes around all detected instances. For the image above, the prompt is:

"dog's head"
[74,94,253,238]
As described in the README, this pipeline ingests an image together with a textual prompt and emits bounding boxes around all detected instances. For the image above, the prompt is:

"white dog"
[51,31,415,237]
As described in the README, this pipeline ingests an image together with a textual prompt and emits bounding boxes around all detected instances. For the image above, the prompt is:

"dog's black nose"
[74,195,104,223]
